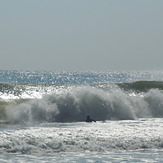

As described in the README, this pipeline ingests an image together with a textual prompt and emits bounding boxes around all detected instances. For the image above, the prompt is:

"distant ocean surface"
[1,70,163,162]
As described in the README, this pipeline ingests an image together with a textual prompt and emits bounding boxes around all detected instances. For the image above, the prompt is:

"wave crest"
[5,85,159,123]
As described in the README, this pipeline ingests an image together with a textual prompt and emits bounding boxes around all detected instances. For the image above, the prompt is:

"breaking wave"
[0,81,163,123]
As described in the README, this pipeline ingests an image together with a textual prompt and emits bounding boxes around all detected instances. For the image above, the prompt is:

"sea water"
[1,70,163,162]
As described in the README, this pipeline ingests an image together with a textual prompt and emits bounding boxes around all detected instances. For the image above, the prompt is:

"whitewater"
[1,70,163,162]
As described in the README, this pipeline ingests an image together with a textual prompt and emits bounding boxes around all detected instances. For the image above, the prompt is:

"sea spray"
[144,89,163,117]
[4,85,154,123]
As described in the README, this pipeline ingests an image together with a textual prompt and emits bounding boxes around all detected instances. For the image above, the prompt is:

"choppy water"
[1,70,163,162]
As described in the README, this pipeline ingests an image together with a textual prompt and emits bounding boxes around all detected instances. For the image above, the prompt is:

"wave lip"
[1,80,163,100]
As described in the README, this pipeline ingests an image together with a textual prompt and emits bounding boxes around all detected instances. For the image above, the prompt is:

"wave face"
[118,81,163,92]
[0,81,163,123]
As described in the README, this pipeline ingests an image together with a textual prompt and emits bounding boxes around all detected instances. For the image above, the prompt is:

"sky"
[0,0,163,71]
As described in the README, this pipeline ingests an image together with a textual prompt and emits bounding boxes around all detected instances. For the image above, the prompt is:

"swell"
[118,81,163,92]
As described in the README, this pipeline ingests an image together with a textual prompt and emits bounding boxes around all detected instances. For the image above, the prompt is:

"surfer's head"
[87,115,90,119]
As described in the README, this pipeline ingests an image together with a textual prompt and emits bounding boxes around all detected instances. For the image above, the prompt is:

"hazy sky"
[0,0,163,71]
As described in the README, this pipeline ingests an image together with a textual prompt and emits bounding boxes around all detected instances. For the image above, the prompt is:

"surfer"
[85,115,96,122]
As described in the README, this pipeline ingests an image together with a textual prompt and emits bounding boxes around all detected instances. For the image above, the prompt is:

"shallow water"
[1,150,163,163]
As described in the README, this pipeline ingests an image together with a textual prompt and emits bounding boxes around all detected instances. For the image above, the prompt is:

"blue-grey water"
[1,70,163,162]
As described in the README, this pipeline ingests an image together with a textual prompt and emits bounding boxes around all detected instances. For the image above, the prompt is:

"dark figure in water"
[85,115,96,122]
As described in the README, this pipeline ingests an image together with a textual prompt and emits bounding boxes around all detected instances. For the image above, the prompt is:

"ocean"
[1,70,163,162]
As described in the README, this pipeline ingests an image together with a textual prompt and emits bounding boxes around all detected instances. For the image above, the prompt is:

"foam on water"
[1,151,163,163]
[0,118,163,155]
